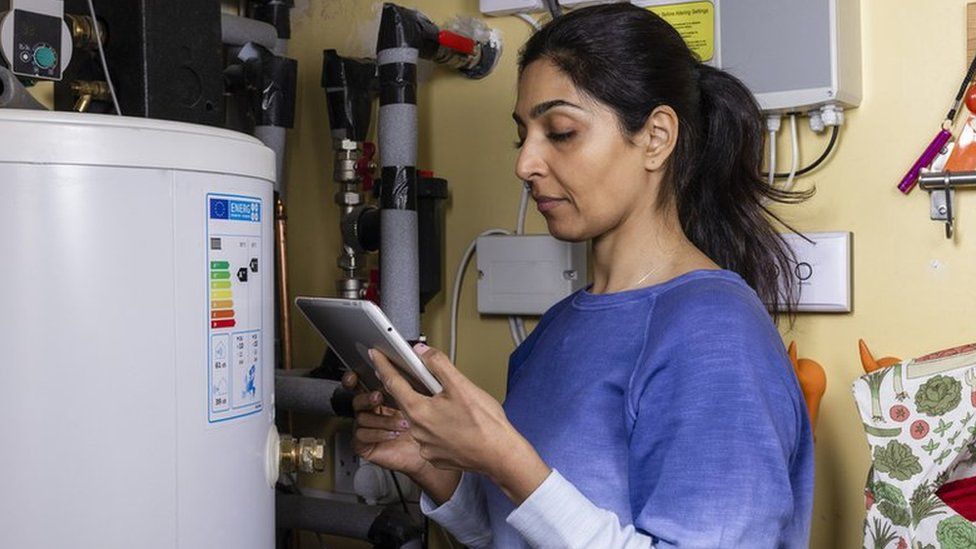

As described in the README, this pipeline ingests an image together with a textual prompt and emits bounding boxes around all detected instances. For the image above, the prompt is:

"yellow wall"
[279,1,976,547]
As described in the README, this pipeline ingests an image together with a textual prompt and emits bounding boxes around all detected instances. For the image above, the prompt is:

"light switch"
[777,231,852,313]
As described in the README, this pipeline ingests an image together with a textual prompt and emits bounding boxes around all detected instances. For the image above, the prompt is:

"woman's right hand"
[342,370,427,477]
[343,369,462,504]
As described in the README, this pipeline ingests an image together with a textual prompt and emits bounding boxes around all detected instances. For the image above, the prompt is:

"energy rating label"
[207,194,263,423]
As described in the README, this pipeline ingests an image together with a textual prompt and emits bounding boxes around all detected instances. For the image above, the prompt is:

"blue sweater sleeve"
[626,280,810,548]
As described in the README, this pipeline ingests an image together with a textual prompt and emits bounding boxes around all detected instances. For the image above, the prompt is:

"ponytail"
[679,64,812,322]
[518,4,810,322]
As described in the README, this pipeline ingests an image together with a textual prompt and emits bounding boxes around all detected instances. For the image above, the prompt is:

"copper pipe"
[274,194,296,507]
[275,195,293,372]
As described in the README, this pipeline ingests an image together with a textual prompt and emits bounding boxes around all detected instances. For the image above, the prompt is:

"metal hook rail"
[917,171,976,238]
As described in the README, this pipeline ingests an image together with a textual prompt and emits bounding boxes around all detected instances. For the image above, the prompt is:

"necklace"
[624,262,668,292]
[619,246,679,292]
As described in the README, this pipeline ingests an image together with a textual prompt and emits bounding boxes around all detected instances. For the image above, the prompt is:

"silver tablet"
[295,297,443,397]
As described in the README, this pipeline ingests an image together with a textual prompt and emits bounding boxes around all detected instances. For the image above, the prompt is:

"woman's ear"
[641,105,679,172]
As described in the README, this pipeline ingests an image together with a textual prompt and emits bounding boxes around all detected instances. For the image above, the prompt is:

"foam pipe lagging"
[378,103,417,167]
[381,209,421,340]
[221,13,280,54]
[0,67,47,110]
[255,125,287,196]
[274,373,341,416]
[276,494,384,538]
[377,9,422,340]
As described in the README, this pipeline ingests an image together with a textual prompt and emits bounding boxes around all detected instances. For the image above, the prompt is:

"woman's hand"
[342,371,424,474]
[342,371,461,504]
[370,344,551,505]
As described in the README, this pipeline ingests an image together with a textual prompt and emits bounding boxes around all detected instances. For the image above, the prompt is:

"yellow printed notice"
[647,1,715,62]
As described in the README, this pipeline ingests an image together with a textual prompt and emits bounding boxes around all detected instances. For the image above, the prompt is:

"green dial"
[33,45,57,70]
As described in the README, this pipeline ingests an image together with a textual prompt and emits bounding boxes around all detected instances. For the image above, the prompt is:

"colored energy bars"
[210,261,236,329]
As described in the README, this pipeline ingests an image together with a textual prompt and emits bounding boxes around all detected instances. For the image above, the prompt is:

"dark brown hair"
[519,4,811,321]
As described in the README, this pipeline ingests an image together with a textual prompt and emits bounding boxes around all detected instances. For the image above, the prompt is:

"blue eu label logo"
[210,198,260,222]
[210,199,229,220]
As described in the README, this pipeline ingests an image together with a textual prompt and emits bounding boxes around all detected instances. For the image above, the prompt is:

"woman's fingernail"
[368,349,376,362]
[399,420,410,430]
[389,431,401,439]
[370,392,381,403]
[413,343,430,356]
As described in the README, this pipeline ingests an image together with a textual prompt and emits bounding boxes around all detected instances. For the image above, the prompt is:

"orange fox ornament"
[787,341,827,432]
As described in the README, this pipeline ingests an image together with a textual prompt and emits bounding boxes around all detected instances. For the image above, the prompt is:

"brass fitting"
[65,14,107,51]
[279,436,327,474]
[71,80,111,112]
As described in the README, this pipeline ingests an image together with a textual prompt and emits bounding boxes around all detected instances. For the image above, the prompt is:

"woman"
[344,4,814,547]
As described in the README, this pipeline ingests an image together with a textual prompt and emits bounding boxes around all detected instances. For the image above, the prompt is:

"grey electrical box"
[476,235,588,316]
[636,0,862,113]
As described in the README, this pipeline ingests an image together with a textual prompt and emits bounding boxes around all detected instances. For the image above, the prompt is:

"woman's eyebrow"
[512,99,585,125]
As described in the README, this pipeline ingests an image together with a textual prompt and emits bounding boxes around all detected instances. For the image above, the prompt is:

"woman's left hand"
[370,344,551,504]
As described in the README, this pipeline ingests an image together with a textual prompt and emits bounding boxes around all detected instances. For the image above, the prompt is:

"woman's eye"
[548,131,575,143]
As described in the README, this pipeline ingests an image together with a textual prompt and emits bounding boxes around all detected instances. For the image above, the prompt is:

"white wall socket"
[778,231,852,313]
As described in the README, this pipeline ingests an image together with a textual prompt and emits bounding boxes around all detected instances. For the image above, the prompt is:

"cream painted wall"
[277,1,976,547]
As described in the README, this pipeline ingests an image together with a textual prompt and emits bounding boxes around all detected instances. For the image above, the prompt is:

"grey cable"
[86,0,121,115]
[450,228,512,364]
[543,0,563,18]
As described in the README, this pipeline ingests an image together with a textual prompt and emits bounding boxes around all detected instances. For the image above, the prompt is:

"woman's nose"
[515,141,545,183]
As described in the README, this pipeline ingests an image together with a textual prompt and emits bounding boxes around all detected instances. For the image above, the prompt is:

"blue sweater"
[482,269,814,547]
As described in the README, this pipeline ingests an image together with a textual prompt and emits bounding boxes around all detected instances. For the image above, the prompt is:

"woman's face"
[513,60,659,242]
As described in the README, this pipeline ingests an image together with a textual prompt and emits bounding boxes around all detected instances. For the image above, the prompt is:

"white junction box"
[477,235,588,315]
[479,0,544,16]
[778,231,852,313]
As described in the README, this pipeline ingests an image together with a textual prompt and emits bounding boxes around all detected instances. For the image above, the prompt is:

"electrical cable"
[763,125,839,179]
[512,183,530,343]
[450,229,512,364]
[515,12,543,31]
[516,183,530,235]
[85,0,122,115]
[450,185,533,363]
[542,0,563,18]
[783,114,799,192]
[507,317,522,348]
[389,470,409,514]
[767,129,777,188]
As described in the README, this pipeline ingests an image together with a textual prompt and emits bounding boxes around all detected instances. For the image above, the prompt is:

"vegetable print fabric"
[853,343,976,548]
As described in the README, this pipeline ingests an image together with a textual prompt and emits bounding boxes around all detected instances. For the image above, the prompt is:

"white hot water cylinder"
[0,110,278,548]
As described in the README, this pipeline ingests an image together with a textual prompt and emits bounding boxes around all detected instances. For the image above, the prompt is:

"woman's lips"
[535,197,566,213]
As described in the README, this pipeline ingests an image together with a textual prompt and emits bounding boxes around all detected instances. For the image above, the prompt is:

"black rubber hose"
[762,125,839,180]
